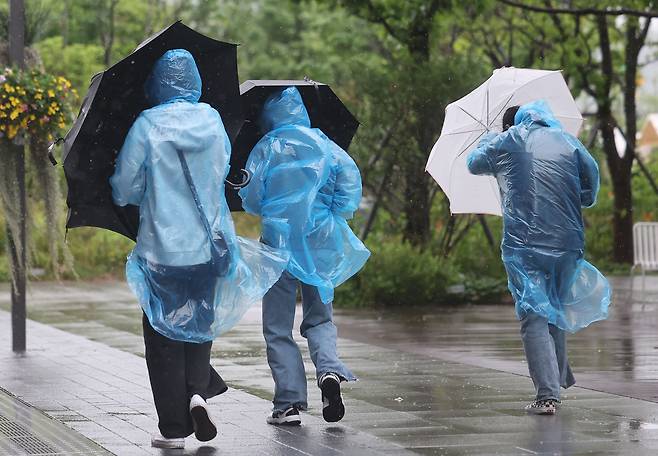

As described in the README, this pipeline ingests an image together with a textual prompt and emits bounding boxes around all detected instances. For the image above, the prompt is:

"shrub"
[335,240,460,308]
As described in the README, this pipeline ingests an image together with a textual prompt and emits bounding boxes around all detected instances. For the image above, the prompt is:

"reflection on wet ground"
[335,276,658,403]
[0,276,657,454]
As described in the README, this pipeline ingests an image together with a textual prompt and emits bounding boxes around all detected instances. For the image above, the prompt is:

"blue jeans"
[262,271,356,412]
[520,312,575,401]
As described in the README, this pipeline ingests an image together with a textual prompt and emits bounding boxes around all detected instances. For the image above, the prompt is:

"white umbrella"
[425,67,583,216]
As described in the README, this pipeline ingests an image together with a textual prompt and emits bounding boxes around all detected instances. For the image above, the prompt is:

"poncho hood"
[145,49,202,106]
[260,86,311,132]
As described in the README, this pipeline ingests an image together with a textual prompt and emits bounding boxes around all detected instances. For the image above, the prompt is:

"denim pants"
[262,271,356,412]
[520,312,575,401]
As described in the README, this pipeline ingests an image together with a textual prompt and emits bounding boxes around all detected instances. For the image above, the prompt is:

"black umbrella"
[226,79,359,211]
[62,21,242,240]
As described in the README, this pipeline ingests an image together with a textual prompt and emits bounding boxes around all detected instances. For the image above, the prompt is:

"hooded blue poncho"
[239,87,370,303]
[467,100,611,332]
[110,49,288,342]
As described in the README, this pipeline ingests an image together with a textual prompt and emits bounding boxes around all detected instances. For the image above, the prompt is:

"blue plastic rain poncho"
[467,100,611,332]
[239,87,370,303]
[110,49,289,342]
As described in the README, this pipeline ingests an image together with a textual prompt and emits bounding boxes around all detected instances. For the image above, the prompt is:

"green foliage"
[64,228,134,279]
[35,37,104,95]
[1,0,656,308]
[336,239,459,307]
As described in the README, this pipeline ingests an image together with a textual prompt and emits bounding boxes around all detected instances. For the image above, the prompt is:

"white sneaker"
[151,433,184,449]
[189,394,218,441]
[266,406,302,426]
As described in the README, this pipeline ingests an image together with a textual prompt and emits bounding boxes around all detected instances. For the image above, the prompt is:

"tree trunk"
[600,113,634,263]
[402,153,430,245]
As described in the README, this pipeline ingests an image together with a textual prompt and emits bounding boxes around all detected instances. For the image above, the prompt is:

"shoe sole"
[525,407,556,416]
[191,405,218,442]
[151,441,185,449]
[266,415,302,426]
[321,378,345,423]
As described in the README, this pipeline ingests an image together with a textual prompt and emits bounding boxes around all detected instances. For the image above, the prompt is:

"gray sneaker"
[525,399,557,415]
[266,406,302,426]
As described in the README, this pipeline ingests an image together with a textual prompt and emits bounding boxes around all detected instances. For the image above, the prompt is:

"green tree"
[314,0,487,246]
[494,0,657,263]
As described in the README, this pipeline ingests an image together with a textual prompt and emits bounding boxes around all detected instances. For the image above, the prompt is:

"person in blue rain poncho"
[467,100,611,416]
[110,49,287,449]
[239,87,370,426]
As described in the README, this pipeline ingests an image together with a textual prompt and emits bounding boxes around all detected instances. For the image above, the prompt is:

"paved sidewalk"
[0,310,410,455]
[1,279,658,455]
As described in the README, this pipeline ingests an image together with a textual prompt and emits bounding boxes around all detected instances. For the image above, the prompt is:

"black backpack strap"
[175,149,215,243]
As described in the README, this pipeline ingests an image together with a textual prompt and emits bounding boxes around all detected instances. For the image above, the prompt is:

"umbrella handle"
[225,169,252,189]
[47,137,65,166]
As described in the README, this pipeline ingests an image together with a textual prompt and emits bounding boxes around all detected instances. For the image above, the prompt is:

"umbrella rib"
[487,93,515,129]
[442,128,487,137]
[457,106,489,131]
[456,130,488,159]
[487,83,491,125]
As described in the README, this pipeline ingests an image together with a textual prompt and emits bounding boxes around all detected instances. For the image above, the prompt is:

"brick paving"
[1,279,658,455]
[0,309,411,455]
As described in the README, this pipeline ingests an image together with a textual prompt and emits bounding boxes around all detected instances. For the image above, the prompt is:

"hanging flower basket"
[0,67,78,283]
[0,67,77,144]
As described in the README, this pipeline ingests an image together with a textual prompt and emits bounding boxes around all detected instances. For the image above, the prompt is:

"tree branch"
[499,0,658,18]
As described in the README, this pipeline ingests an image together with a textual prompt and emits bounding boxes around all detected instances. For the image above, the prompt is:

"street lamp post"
[8,0,27,353]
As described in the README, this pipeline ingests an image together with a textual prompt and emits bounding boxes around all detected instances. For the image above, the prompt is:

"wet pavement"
[0,276,657,455]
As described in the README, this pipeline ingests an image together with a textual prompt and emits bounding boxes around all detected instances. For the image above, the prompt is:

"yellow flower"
[3,83,15,93]
[7,125,18,139]
[35,93,42,100]
[47,89,55,97]
[58,122,66,129]
[29,114,35,120]
[10,109,20,120]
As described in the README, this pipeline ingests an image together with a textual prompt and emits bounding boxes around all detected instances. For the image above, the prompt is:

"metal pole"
[9,0,26,353]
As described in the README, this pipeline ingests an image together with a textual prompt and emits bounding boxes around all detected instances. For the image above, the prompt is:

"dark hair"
[502,106,520,131]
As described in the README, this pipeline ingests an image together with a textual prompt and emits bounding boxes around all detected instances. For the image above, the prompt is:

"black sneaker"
[266,406,302,426]
[319,373,345,423]
[524,399,557,415]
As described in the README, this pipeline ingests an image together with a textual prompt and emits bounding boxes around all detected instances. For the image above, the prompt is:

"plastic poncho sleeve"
[467,132,502,176]
[330,143,362,220]
[110,115,149,206]
[573,139,600,208]
[240,136,271,216]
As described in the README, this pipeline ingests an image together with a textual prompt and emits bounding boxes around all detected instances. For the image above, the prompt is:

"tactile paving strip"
[0,388,110,455]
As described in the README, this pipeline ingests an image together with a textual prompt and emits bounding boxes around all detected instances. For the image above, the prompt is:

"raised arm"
[330,142,362,220]
[239,136,273,216]
[571,137,600,208]
[467,131,502,176]
[110,115,149,206]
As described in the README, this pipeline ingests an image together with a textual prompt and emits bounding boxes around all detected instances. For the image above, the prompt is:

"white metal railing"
[631,222,658,296]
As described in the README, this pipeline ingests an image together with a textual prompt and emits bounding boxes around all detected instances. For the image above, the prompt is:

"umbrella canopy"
[225,79,359,211]
[62,21,241,240]
[425,67,583,216]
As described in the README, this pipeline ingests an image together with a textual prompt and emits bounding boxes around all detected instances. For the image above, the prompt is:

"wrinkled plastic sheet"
[127,236,289,343]
[240,87,370,304]
[503,246,610,333]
